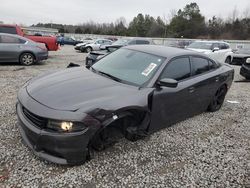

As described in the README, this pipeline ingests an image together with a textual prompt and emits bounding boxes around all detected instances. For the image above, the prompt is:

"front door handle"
[215,77,220,82]
[188,87,195,93]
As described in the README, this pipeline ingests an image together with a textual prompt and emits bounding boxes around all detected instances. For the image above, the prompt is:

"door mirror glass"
[158,78,178,88]
[212,47,219,52]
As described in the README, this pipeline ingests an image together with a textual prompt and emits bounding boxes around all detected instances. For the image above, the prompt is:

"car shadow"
[234,79,250,83]
[0,61,46,66]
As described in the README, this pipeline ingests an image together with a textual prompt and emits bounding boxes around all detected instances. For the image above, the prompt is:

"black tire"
[207,85,227,112]
[86,47,92,53]
[80,47,85,52]
[20,53,35,66]
[225,56,231,64]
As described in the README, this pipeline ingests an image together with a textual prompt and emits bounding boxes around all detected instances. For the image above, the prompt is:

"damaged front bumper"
[16,88,101,165]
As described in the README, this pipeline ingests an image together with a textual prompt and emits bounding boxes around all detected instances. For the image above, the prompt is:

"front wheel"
[225,56,231,64]
[86,47,92,53]
[207,85,227,112]
[20,53,35,66]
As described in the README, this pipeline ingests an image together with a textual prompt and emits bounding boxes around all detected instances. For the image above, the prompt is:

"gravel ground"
[0,45,249,187]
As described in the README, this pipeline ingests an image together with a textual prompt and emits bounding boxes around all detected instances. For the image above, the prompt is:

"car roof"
[193,40,229,44]
[0,32,30,41]
[124,45,201,58]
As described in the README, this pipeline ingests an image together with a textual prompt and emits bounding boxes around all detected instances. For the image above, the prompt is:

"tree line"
[33,2,250,40]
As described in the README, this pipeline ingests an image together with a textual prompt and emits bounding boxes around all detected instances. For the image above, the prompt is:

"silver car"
[0,33,48,65]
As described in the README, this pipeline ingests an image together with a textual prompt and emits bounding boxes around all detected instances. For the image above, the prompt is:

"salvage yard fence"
[64,33,250,49]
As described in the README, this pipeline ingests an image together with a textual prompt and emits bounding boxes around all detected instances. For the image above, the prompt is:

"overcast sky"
[1,0,250,26]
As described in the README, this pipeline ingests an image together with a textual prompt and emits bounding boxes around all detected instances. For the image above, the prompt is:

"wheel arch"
[102,106,149,128]
[19,51,37,61]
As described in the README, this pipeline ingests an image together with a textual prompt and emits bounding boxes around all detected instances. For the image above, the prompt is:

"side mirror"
[212,47,219,52]
[246,58,250,64]
[157,78,178,88]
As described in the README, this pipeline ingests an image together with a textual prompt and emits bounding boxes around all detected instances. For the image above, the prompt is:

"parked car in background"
[232,48,250,65]
[61,36,81,45]
[85,38,155,68]
[79,39,113,53]
[105,37,118,41]
[74,38,94,51]
[0,33,48,65]
[17,45,234,165]
[100,38,155,50]
[0,24,58,51]
[240,58,250,79]
[165,40,193,48]
[186,41,233,64]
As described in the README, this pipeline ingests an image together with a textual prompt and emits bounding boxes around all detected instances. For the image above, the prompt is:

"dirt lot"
[0,45,249,187]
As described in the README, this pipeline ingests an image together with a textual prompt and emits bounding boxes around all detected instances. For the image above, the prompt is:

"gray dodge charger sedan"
[17,45,234,165]
[0,33,48,65]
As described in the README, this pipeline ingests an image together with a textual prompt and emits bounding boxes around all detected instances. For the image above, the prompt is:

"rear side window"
[136,40,150,44]
[0,26,17,34]
[192,57,210,75]
[0,35,25,44]
[160,57,191,81]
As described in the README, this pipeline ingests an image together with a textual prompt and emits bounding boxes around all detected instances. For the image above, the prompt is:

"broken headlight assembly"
[47,120,87,133]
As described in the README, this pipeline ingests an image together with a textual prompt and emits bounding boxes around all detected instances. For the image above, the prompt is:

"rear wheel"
[207,85,227,112]
[20,53,35,66]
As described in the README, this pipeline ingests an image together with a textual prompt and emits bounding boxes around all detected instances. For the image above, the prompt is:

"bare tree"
[243,6,250,18]
[228,6,239,22]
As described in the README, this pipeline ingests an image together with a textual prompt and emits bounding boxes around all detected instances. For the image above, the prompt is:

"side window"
[128,40,136,45]
[0,35,22,44]
[96,40,104,44]
[104,40,112,44]
[212,43,219,50]
[160,57,191,81]
[219,43,228,50]
[192,57,210,75]
[0,26,17,34]
[136,40,150,44]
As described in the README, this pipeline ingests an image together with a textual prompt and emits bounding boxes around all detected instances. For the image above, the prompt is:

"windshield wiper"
[98,71,123,82]
[91,67,123,82]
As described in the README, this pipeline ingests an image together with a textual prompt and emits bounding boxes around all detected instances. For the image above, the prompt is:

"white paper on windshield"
[142,63,157,76]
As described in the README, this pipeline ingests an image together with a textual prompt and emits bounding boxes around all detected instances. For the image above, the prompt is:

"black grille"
[22,107,47,129]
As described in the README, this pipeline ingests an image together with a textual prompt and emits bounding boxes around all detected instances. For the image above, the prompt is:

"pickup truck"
[0,24,59,51]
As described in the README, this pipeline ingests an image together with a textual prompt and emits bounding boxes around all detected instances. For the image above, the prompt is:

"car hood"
[26,67,151,112]
[76,42,89,47]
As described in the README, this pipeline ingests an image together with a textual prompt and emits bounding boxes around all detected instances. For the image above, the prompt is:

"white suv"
[186,41,233,63]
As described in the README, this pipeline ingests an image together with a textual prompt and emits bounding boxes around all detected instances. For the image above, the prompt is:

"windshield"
[112,39,129,45]
[92,48,165,86]
[187,42,213,50]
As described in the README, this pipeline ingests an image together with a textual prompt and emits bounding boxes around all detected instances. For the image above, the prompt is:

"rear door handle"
[188,87,195,93]
[215,77,220,82]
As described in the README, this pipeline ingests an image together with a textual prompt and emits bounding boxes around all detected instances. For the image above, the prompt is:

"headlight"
[47,120,87,132]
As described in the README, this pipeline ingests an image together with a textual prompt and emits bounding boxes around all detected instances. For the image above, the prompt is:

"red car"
[0,24,59,51]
